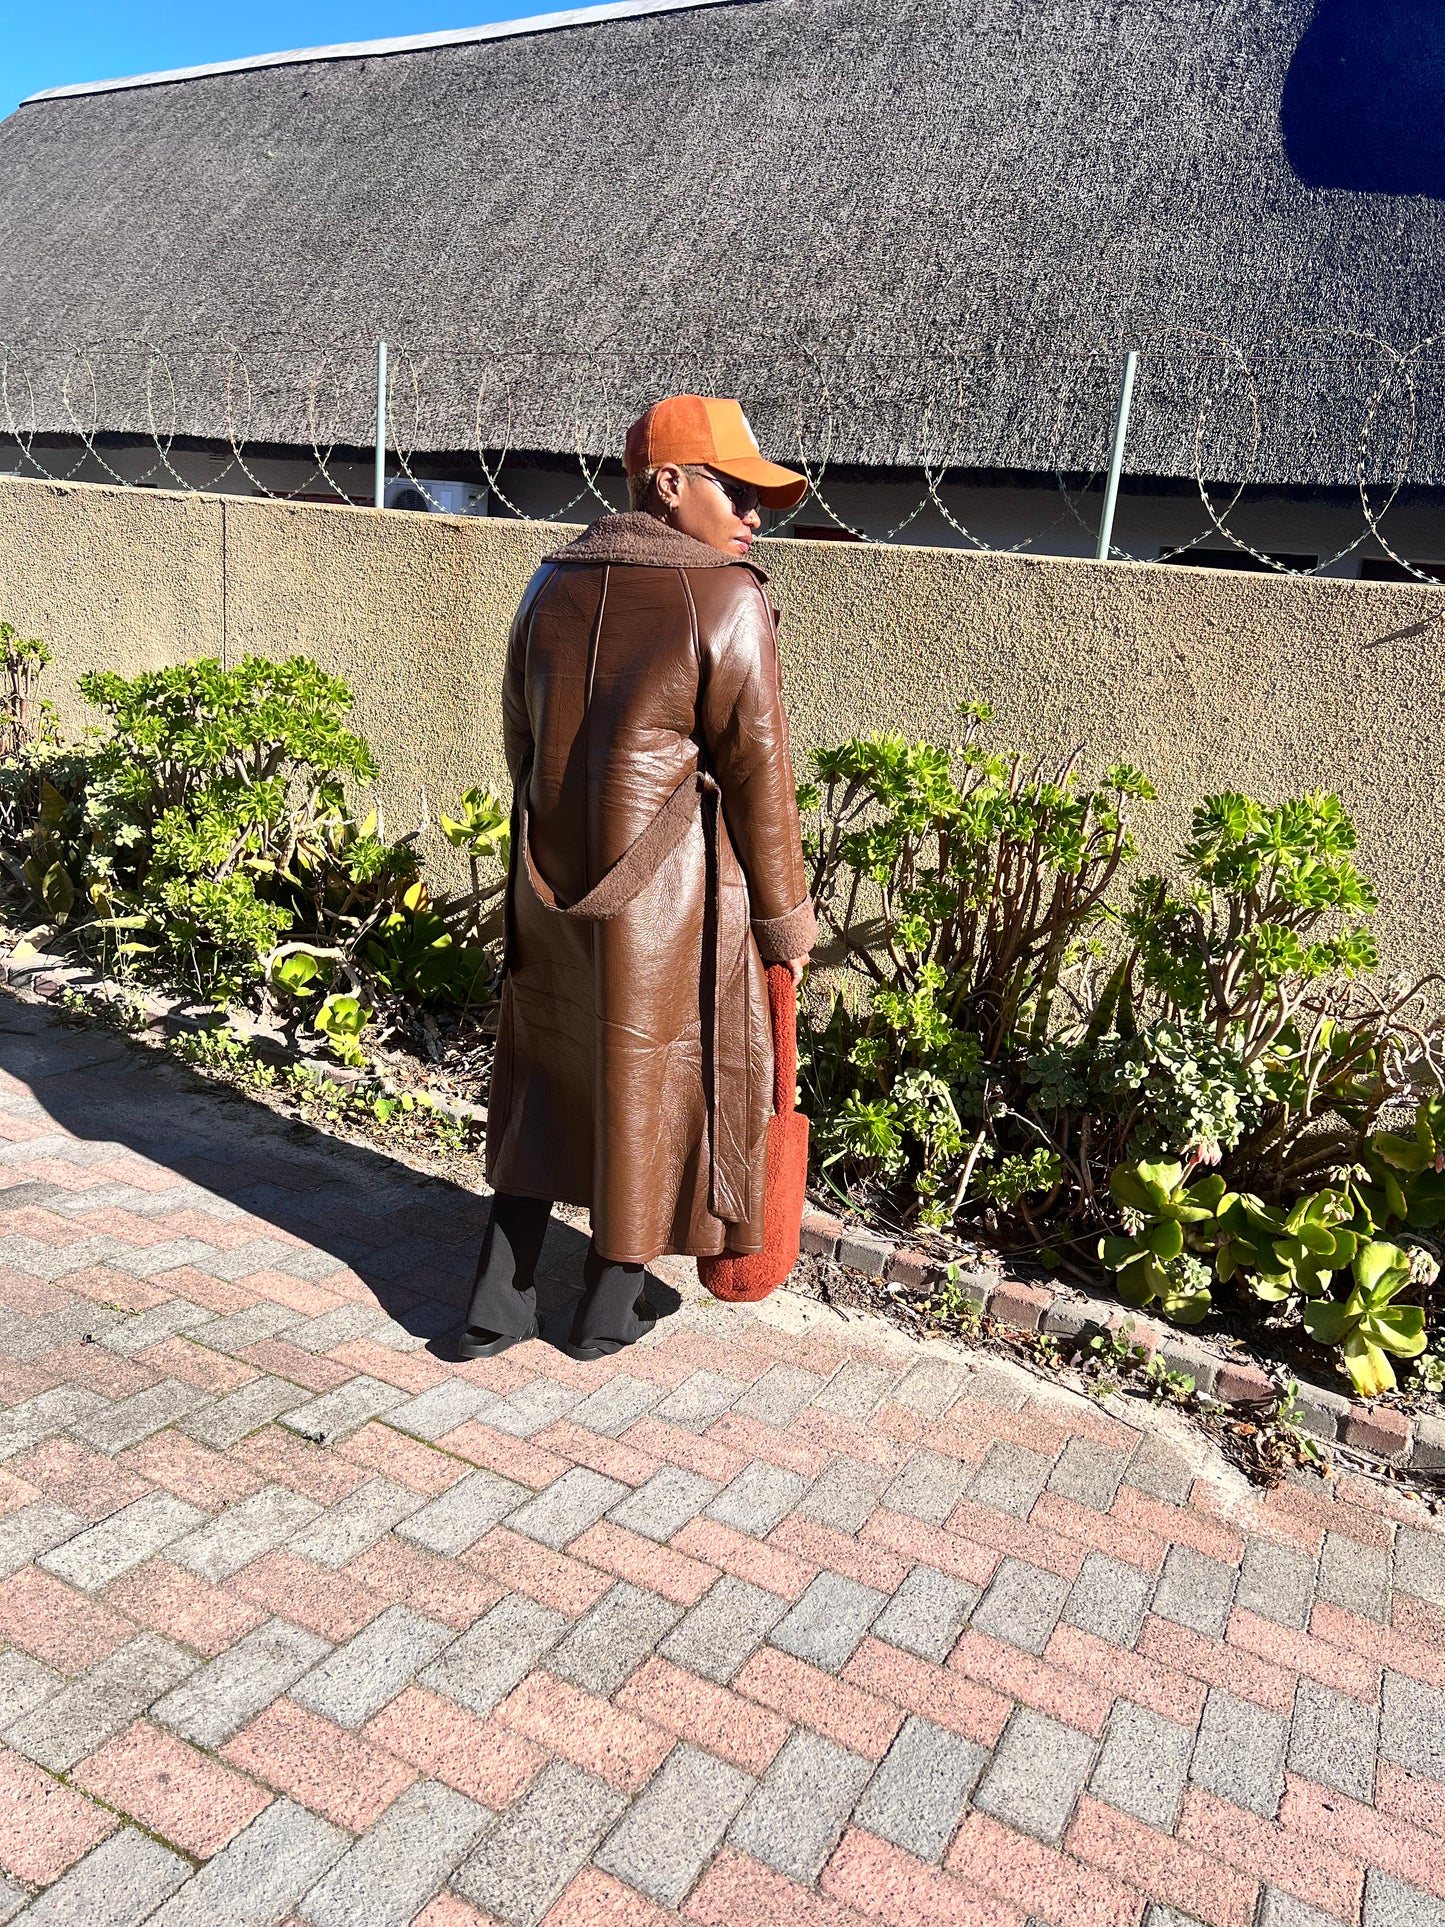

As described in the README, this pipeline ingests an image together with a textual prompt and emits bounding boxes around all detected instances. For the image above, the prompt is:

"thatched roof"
[1,0,1443,484]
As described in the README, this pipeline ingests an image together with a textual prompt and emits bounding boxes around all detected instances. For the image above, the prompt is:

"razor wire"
[2,329,1445,576]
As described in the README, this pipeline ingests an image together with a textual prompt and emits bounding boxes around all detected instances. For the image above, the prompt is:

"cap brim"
[709,454,809,511]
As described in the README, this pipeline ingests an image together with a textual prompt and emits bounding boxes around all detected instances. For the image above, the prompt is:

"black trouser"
[465,1192,649,1349]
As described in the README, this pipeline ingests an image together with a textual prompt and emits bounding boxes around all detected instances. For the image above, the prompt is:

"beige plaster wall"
[2,473,1442,973]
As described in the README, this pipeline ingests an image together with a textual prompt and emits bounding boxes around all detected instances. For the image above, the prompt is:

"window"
[1358,558,1445,584]
[1160,549,1318,573]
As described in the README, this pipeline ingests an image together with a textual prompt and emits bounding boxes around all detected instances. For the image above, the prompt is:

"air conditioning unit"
[383,478,489,517]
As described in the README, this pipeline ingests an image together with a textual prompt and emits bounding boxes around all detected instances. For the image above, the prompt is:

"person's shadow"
[0,997,681,1357]
[1282,0,1445,197]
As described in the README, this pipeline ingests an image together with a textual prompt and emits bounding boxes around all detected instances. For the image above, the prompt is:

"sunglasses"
[694,468,761,516]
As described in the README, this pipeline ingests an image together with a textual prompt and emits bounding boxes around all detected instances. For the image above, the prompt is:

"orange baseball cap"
[624,395,808,510]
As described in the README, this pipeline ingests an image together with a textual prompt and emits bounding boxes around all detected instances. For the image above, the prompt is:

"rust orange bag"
[698,964,809,1303]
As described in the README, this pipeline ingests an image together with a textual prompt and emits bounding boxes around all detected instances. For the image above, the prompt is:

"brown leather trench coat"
[484,512,817,1263]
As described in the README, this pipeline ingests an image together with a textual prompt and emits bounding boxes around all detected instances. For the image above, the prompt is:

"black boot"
[456,1193,551,1357]
[565,1242,658,1361]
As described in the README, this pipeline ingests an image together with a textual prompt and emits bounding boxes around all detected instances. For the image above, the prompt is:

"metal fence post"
[373,340,388,510]
[1096,348,1138,561]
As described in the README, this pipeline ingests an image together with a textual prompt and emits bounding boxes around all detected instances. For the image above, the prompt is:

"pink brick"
[821,1830,1025,1926]
[347,1536,506,1629]
[11,1437,153,1520]
[533,1419,661,1487]
[0,1742,118,1881]
[542,1868,678,1926]
[230,1425,369,1503]
[1030,1492,1169,1575]
[412,1896,503,1927]
[843,1639,1011,1746]
[772,1514,912,1592]
[860,1509,998,1588]
[0,1567,134,1673]
[453,1350,549,1394]
[707,1412,830,1480]
[1395,1592,1445,1653]
[229,1550,385,1641]
[568,1520,718,1605]
[236,1269,345,1316]
[148,1265,255,1313]
[239,1339,355,1391]
[1259,1478,1388,1552]
[1215,1361,1274,1405]
[1281,1772,1445,1899]
[1110,1485,1243,1565]
[1179,1788,1362,1920]
[495,1671,671,1792]
[135,1335,258,1394]
[942,1498,1085,1581]
[108,1558,267,1658]
[1045,1626,1205,1727]
[46,1342,159,1399]
[1342,1401,1411,1456]
[0,1357,60,1406]
[335,1421,468,1496]
[1067,1795,1258,1927]
[684,1847,874,1927]
[0,1268,74,1316]
[947,1630,1112,1736]
[1310,1599,1445,1690]
[946,1812,1145,1927]
[222,1698,417,1831]
[326,1337,451,1393]
[621,1415,749,1484]
[735,1647,903,1759]
[989,1280,1051,1331]
[1377,1761,1445,1839]
[120,1431,265,1509]
[671,1517,816,1599]
[362,1687,545,1809]
[75,1719,272,1857]
[791,1407,907,1470]
[0,1467,39,1517]
[438,1421,571,1489]
[1137,1616,1295,1714]
[616,1656,792,1777]
[1228,1606,1380,1702]
[464,1526,612,1616]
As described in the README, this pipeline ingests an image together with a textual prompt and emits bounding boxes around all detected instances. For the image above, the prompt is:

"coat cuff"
[751,896,817,963]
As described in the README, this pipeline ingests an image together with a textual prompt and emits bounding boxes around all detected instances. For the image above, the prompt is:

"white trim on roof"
[22,0,750,103]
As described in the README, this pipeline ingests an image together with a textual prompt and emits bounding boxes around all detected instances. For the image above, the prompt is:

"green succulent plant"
[1097,1159,1223,1324]
[1301,1240,1427,1398]
[1214,1188,1358,1302]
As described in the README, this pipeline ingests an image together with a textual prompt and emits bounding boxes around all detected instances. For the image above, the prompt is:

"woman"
[459,395,816,1361]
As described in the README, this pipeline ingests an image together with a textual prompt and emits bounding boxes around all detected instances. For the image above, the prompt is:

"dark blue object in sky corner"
[1283,0,1445,198]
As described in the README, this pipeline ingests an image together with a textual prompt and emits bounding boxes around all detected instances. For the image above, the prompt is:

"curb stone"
[801,1208,1443,1477]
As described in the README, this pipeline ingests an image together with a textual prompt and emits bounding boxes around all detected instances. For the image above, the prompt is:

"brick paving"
[0,996,1442,1926]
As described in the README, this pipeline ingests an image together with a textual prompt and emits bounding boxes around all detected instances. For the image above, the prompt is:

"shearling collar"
[546,512,767,580]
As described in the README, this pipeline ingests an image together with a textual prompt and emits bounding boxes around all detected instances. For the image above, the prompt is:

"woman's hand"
[787,954,810,986]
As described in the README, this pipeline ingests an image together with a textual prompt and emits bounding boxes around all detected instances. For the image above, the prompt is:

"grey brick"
[1318,1531,1391,1622]
[22,1827,191,1926]
[154,1618,332,1747]
[171,1481,323,1581]
[422,1593,569,1716]
[891,1358,970,1419]
[853,1716,987,1861]
[386,1379,496,1440]
[608,1466,719,1542]
[483,1377,578,1439]
[0,1875,23,1925]
[1190,1688,1289,1818]
[1089,1699,1195,1829]
[0,1650,61,1725]
[1381,1670,1445,1781]
[274,1245,348,1282]
[40,1490,206,1590]
[286,1477,424,1568]
[705,1461,806,1538]
[292,1603,453,1728]
[505,1467,630,1549]
[190,1301,308,1355]
[398,1467,530,1556]
[6,1633,195,1771]
[186,1239,304,1282]
[71,1377,213,1455]
[1289,1677,1379,1800]
[882,1448,966,1525]
[974,1708,1096,1844]
[0,1386,106,1459]
[145,1798,349,1927]
[651,1370,746,1432]
[1047,1437,1127,1510]
[301,1779,490,1927]
[971,1558,1070,1656]
[795,1456,889,1533]
[1238,1536,1316,1629]
[1123,1434,1196,1505]
[1394,1527,1445,1608]
[733,1364,826,1426]
[729,1727,871,1878]
[1151,1544,1237,1638]
[0,1499,86,1577]
[1259,1892,1351,1927]
[1064,1552,1153,1648]
[661,1574,791,1683]
[547,1581,683,1697]
[283,1304,383,1354]
[456,1759,625,1926]
[99,1299,213,1356]
[566,1373,661,1437]
[964,1441,1053,1520]
[809,1361,899,1419]
[597,1741,753,1906]
[1363,1870,1445,1926]
[771,1571,887,1672]
[280,1375,407,1442]
[110,1236,246,1278]
[873,1565,978,1663]
[181,1375,312,1448]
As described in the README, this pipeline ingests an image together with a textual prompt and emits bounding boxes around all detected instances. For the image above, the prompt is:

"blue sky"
[1,2,546,117]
